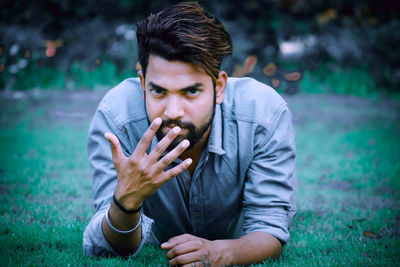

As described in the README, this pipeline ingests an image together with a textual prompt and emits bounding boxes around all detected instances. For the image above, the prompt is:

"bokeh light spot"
[272,78,280,88]
[46,47,56,57]
[45,40,63,58]
[233,55,258,77]
[284,71,302,81]
[10,44,19,56]
[136,62,142,71]
[317,8,337,27]
[263,62,277,76]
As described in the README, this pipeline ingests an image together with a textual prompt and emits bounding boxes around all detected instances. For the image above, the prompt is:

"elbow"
[269,236,283,260]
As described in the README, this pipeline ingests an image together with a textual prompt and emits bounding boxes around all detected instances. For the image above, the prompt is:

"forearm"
[99,121,192,256]
[217,231,282,265]
[101,201,142,256]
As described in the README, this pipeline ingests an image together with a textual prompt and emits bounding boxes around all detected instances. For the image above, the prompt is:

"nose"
[164,95,184,120]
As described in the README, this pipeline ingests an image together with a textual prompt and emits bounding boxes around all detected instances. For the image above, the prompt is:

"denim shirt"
[83,77,297,257]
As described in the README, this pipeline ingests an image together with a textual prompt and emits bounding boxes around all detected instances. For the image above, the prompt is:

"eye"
[185,88,200,97]
[150,88,165,96]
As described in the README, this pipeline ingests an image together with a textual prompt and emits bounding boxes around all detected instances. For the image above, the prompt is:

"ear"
[138,70,145,100]
[215,71,227,104]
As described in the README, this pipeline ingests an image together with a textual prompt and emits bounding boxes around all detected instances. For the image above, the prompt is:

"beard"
[145,87,216,152]
[156,112,214,151]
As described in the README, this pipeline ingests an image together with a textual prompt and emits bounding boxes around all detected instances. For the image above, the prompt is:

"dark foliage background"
[1,0,399,92]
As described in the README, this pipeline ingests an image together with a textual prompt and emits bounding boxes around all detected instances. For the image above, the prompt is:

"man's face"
[139,55,225,151]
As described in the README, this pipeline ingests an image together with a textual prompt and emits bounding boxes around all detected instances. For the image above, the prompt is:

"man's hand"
[105,117,192,210]
[161,234,229,267]
[161,232,283,266]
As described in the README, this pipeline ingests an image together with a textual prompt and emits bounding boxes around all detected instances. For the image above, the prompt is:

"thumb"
[104,132,125,164]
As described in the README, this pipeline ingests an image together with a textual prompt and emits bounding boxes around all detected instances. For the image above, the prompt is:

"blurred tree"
[0,0,399,91]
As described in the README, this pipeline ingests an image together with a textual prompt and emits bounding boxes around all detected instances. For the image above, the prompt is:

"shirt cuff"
[243,206,290,244]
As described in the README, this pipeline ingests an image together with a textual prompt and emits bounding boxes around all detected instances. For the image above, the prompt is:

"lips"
[159,119,193,137]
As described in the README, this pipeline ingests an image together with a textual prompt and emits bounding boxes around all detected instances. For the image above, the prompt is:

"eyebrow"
[148,82,204,92]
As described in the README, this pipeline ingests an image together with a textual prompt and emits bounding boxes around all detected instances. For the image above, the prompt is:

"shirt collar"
[207,104,225,155]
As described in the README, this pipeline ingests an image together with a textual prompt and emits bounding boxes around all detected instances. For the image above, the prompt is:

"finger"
[161,234,197,250]
[168,251,204,266]
[104,132,125,164]
[155,139,190,170]
[166,239,202,259]
[147,126,182,162]
[132,117,162,157]
[181,262,203,267]
[160,158,192,183]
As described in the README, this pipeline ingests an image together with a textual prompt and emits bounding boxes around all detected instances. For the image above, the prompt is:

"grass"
[299,63,379,97]
[0,76,399,266]
[2,59,138,90]
[289,122,400,266]
[0,103,169,266]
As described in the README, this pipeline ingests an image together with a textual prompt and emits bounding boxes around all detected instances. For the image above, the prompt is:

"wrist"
[108,201,142,231]
[114,188,144,211]
[211,239,233,265]
[113,194,142,214]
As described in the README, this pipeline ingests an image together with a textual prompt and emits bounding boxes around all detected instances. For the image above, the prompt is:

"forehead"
[145,54,212,89]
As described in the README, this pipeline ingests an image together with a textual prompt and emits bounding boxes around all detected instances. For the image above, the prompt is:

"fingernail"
[186,158,192,166]
[172,126,181,134]
[153,118,161,125]
[181,140,190,148]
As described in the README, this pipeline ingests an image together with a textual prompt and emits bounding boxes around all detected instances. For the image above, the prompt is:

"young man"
[83,2,297,266]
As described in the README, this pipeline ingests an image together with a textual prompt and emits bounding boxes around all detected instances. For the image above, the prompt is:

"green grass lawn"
[0,90,399,266]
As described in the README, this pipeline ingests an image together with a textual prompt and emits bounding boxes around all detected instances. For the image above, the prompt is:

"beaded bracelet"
[113,194,142,214]
[105,210,142,234]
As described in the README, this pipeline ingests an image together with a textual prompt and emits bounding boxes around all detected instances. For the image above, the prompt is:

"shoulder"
[98,78,147,125]
[223,77,288,125]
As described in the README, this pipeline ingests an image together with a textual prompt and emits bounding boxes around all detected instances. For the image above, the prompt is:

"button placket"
[188,149,210,235]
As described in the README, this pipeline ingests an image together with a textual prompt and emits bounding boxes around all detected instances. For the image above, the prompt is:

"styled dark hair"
[136,1,232,83]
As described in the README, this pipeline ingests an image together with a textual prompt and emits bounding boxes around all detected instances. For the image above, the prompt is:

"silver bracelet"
[105,210,142,234]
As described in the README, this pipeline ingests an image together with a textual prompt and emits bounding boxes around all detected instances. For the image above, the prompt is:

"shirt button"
[193,211,200,216]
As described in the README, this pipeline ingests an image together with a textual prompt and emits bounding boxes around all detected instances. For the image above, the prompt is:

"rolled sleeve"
[243,104,297,244]
[83,205,154,257]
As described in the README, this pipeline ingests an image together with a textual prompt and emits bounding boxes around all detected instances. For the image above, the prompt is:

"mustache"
[161,119,195,130]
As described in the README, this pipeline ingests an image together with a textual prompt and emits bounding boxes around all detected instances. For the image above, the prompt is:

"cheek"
[145,99,163,121]
[187,98,214,123]
[199,94,214,111]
